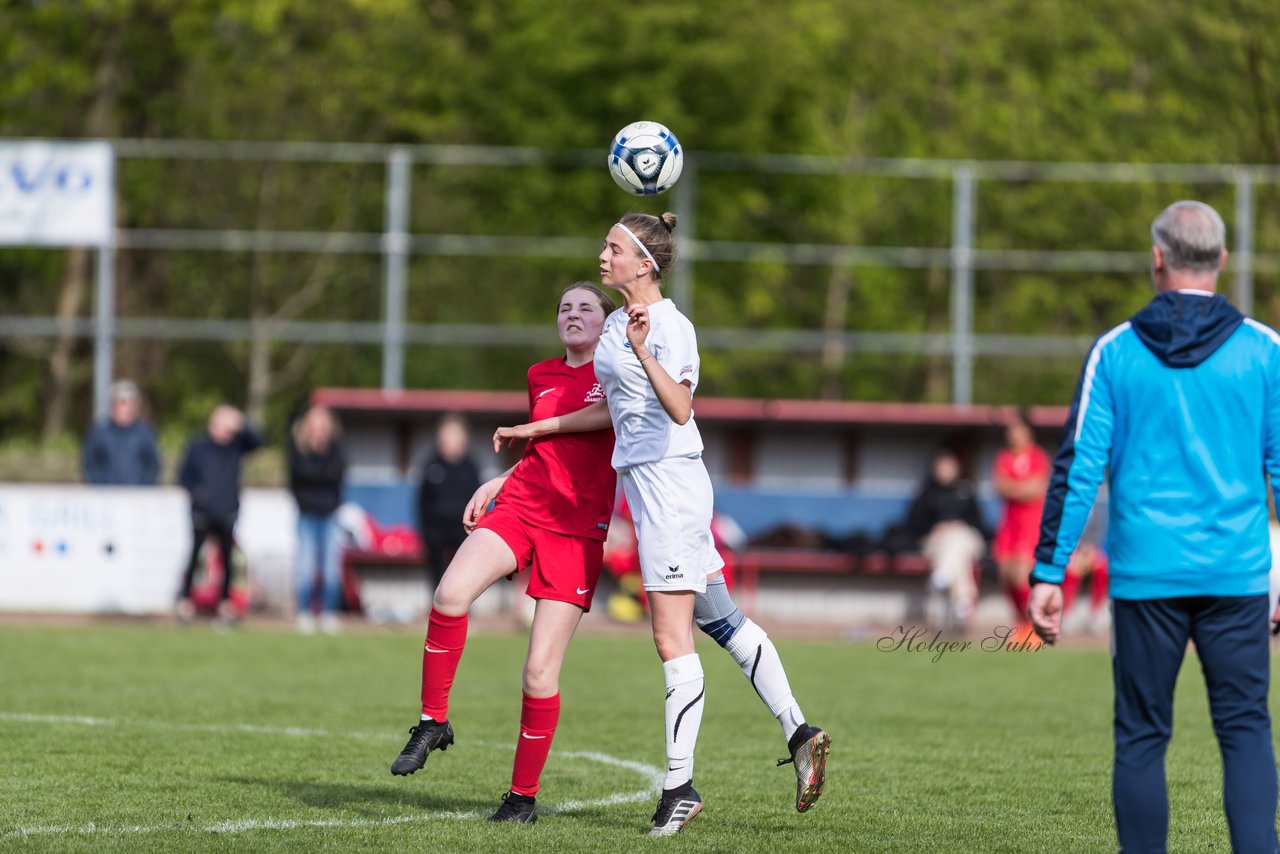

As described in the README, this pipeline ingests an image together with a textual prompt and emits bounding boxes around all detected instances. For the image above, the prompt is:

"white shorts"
[620,455,723,593]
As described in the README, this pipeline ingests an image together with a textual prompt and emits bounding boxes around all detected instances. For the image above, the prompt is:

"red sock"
[420,608,468,721]
[1061,572,1082,613]
[1090,561,1110,612]
[510,693,560,797]
[1008,584,1030,619]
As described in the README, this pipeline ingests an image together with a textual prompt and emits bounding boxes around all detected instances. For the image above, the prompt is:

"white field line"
[0,712,382,741]
[0,711,662,839]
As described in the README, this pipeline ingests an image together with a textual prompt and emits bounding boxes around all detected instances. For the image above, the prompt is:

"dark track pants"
[423,527,465,590]
[180,513,237,603]
[1112,595,1278,854]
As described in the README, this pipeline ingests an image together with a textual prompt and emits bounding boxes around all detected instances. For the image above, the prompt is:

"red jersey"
[492,358,616,541]
[994,445,1050,526]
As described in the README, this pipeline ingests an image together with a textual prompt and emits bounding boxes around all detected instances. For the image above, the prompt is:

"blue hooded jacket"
[1032,290,1280,599]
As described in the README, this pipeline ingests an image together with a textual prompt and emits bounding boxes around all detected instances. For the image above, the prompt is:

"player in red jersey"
[992,408,1050,630]
[388,283,616,825]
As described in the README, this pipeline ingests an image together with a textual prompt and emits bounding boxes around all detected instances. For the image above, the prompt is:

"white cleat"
[649,785,702,837]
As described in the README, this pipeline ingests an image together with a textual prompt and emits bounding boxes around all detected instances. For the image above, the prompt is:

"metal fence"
[6,138,1280,414]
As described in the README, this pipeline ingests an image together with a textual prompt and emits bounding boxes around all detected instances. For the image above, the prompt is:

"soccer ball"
[607,121,683,196]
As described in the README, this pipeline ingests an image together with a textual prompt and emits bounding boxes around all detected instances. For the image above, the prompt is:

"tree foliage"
[1,0,1279,443]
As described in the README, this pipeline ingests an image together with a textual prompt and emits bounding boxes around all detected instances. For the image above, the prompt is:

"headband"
[614,222,660,272]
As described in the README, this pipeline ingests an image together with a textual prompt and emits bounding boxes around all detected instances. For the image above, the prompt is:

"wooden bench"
[341,546,425,613]
[341,544,936,617]
[736,548,930,612]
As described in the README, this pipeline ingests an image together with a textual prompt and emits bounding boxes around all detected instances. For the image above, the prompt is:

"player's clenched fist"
[626,303,650,351]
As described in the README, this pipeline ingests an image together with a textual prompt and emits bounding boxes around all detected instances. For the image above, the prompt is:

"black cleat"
[649,782,702,837]
[489,790,537,824]
[777,723,830,812]
[390,719,454,775]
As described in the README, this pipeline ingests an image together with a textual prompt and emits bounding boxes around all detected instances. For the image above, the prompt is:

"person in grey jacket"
[81,380,161,486]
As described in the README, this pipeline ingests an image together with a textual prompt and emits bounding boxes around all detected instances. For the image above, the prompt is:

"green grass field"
[0,620,1255,852]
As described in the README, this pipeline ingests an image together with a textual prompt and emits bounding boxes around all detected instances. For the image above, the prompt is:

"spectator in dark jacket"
[176,405,264,624]
[906,447,987,628]
[288,403,347,635]
[416,413,480,589]
[81,380,161,486]
[906,448,986,540]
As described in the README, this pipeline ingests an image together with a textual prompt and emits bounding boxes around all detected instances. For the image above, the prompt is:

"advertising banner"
[0,140,114,246]
[0,486,295,614]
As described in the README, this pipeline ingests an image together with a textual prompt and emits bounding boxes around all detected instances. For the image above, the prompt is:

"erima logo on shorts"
[665,565,683,580]
[596,521,609,531]
[680,364,693,376]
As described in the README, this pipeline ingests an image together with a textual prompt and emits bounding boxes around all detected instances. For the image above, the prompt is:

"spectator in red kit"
[992,408,1050,630]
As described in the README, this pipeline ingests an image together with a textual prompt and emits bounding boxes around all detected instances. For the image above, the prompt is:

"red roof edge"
[312,387,1070,429]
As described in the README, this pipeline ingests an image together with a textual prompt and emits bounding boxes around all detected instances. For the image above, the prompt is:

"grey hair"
[1150,200,1226,274]
[109,379,140,402]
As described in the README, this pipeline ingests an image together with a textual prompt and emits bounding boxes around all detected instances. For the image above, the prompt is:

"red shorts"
[475,504,604,611]
[993,517,1039,563]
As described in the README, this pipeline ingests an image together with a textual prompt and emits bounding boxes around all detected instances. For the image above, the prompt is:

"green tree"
[1,0,1279,449]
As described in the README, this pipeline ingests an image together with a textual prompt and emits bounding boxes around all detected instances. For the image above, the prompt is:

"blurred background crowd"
[4,1,1279,635]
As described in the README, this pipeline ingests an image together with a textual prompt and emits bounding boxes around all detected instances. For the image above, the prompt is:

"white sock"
[725,619,805,742]
[661,653,705,791]
[777,705,806,742]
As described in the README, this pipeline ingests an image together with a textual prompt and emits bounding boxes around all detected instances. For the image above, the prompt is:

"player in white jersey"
[495,212,829,836]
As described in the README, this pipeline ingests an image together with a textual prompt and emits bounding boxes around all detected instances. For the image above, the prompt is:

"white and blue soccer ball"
[607,121,683,196]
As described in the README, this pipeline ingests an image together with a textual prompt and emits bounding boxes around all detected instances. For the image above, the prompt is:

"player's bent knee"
[521,657,561,696]
[522,671,559,697]
[431,567,496,615]
[696,615,740,648]
[693,579,746,647]
[430,585,470,616]
[653,633,693,662]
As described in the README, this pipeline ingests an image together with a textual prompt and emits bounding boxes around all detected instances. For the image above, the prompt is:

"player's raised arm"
[492,400,611,451]
[626,302,692,425]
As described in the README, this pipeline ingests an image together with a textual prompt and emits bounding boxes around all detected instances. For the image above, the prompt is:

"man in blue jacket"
[1030,200,1280,853]
[81,380,161,486]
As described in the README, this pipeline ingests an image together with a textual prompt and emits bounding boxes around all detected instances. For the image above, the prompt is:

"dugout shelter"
[314,388,1069,624]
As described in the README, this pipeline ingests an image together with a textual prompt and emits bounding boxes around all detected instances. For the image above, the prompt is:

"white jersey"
[593,299,704,470]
